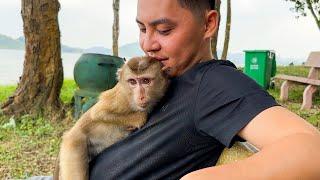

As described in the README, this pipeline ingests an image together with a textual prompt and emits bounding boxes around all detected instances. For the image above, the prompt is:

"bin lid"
[243,50,275,53]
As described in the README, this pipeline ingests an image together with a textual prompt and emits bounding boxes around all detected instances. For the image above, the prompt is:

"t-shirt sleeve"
[194,64,279,148]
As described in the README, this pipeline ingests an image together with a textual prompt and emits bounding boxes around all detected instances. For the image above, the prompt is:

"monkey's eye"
[128,79,137,85]
[141,78,151,85]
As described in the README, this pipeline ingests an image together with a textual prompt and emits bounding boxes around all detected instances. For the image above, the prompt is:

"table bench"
[274,52,320,110]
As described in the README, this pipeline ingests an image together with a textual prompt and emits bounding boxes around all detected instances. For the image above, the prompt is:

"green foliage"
[0,79,77,178]
[286,0,308,17]
[60,79,77,103]
[276,65,310,77]
[0,79,77,104]
[0,114,72,179]
[16,115,54,137]
[0,85,16,103]
[285,0,320,30]
[285,0,320,17]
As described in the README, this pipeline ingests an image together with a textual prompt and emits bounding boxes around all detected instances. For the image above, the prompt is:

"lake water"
[0,49,82,85]
[0,49,246,85]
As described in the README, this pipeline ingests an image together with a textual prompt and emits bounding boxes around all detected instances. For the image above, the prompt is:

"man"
[89,0,320,179]
[90,0,320,180]
[28,0,320,179]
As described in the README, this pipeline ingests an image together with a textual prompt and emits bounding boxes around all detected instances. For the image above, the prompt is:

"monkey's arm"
[52,153,60,180]
[59,117,90,180]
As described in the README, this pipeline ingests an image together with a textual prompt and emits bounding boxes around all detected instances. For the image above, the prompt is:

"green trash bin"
[244,50,276,89]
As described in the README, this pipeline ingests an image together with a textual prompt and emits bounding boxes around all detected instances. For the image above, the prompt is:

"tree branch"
[306,0,320,31]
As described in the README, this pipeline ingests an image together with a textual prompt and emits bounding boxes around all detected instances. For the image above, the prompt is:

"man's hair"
[177,0,215,19]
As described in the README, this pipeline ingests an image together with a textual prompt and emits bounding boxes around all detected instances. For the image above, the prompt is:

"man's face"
[136,0,208,77]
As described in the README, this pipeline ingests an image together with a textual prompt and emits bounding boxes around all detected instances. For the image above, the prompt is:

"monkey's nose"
[140,96,145,101]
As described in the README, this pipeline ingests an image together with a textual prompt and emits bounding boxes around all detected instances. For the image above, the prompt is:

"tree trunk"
[211,0,221,60]
[1,0,64,121]
[112,0,120,56]
[221,0,231,60]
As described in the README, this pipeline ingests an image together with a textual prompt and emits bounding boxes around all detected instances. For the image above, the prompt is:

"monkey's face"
[126,75,155,111]
[118,57,168,112]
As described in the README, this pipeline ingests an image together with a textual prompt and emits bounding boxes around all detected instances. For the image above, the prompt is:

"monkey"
[53,56,169,180]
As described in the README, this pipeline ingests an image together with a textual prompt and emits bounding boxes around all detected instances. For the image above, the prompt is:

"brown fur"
[53,57,168,180]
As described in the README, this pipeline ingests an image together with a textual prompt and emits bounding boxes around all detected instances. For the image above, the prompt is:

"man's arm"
[181,106,320,179]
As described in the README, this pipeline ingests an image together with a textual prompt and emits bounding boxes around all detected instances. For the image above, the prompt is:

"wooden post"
[301,67,319,109]
[112,0,120,56]
[280,80,290,102]
[301,85,317,110]
[307,67,318,79]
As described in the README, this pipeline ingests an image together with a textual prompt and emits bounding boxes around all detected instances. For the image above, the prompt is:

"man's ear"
[204,10,219,39]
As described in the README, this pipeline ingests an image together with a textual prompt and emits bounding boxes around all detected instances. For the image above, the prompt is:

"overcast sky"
[0,0,319,59]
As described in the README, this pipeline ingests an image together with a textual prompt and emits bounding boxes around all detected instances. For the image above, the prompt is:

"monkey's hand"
[92,108,147,129]
[126,125,139,131]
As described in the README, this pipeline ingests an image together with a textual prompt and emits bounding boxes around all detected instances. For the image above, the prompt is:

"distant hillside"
[84,46,112,55]
[83,43,144,58]
[0,34,24,49]
[119,42,144,57]
[0,34,142,56]
[0,34,303,65]
[221,51,304,67]
[61,45,83,53]
[0,34,83,53]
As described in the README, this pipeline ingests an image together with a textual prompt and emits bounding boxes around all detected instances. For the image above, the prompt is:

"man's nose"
[141,33,160,53]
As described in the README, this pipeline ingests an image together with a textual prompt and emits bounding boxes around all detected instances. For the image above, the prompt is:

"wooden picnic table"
[275,52,320,110]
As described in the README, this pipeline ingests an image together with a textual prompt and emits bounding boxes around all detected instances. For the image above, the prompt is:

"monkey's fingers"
[126,126,138,131]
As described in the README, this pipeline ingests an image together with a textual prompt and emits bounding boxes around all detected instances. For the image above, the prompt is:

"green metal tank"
[73,53,125,92]
[73,53,125,119]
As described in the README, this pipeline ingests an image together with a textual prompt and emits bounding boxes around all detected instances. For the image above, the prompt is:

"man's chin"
[163,67,178,77]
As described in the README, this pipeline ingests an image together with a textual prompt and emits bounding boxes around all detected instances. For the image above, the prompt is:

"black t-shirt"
[89,60,278,180]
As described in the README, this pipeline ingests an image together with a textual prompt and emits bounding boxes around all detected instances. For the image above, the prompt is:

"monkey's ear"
[116,68,123,81]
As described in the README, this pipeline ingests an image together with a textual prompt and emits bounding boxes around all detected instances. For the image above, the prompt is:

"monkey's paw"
[126,126,139,131]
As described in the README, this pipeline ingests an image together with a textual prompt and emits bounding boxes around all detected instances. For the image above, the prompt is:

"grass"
[60,79,77,104]
[0,66,319,178]
[0,85,16,102]
[270,65,320,127]
[0,80,77,105]
[0,80,76,179]
[0,115,66,178]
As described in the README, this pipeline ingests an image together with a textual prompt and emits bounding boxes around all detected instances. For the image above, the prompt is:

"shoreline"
[0,78,75,86]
